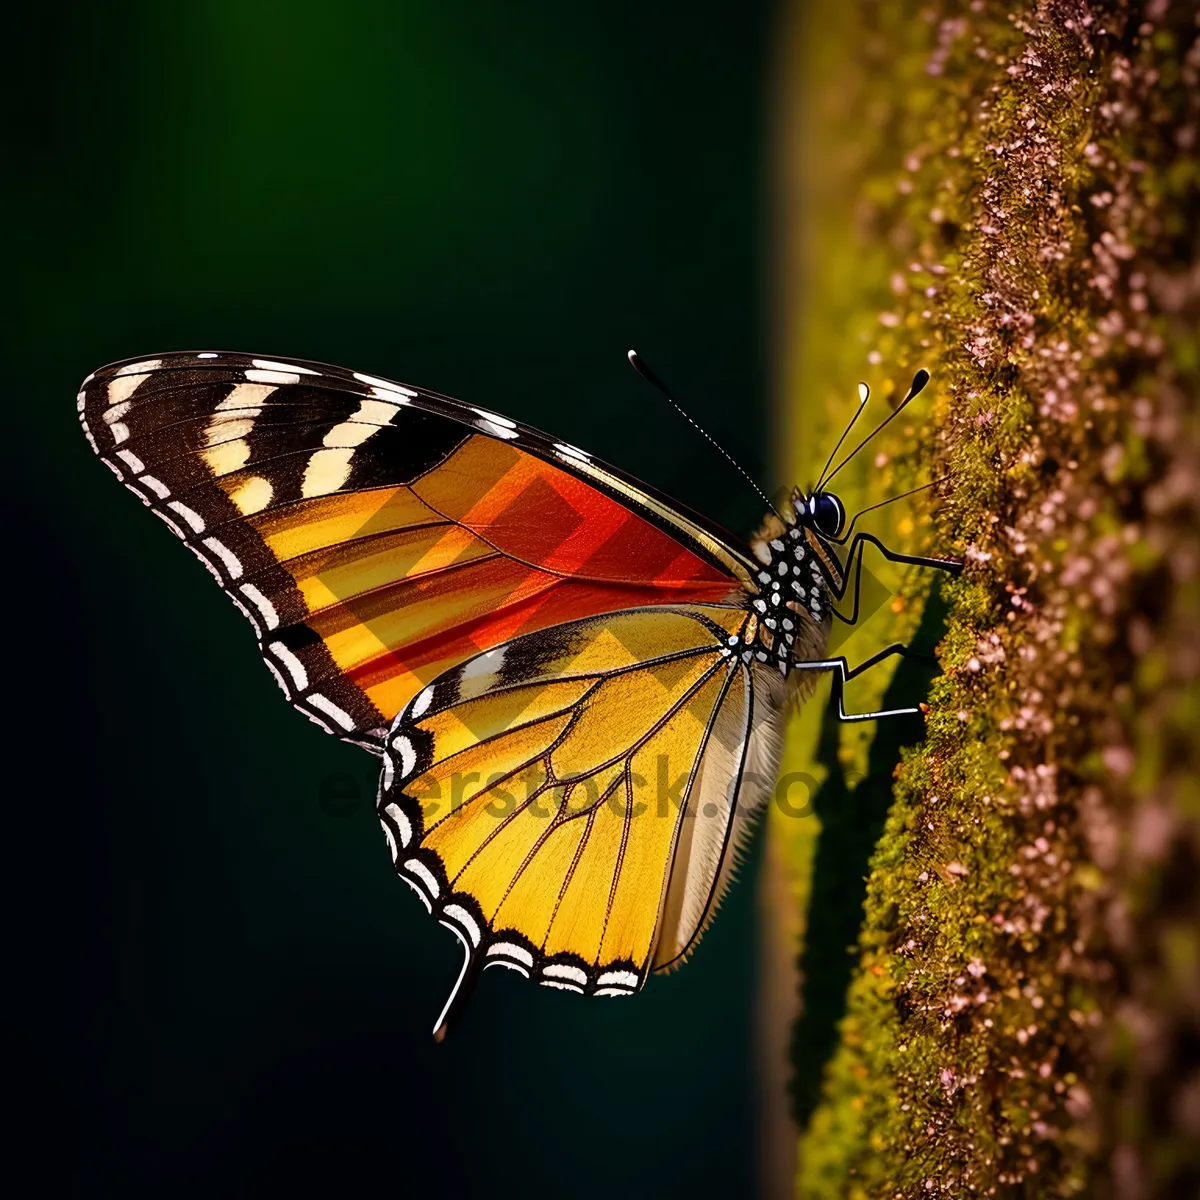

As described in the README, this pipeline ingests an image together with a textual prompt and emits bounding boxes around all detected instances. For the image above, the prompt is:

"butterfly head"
[794,490,846,540]
[775,484,847,600]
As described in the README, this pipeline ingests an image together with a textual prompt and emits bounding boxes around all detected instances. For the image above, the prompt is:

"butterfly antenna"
[839,474,951,542]
[627,350,782,520]
[816,382,872,491]
[822,369,931,488]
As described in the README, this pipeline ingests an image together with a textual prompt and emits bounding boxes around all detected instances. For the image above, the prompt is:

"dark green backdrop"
[14,4,775,1195]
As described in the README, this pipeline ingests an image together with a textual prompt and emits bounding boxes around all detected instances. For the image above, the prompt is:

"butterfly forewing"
[79,353,756,750]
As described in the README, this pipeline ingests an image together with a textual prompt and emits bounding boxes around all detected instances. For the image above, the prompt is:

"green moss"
[774,1,1200,1196]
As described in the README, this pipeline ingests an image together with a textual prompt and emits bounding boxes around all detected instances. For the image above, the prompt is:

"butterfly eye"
[811,492,845,538]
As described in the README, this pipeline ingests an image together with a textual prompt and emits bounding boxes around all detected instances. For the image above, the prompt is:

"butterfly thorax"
[744,489,842,679]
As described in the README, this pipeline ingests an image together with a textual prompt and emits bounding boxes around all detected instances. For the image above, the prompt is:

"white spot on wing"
[391,735,416,779]
[307,692,355,731]
[202,537,243,579]
[202,439,251,476]
[214,382,276,414]
[269,641,308,689]
[251,358,317,375]
[244,369,302,385]
[301,395,406,498]
[207,417,256,443]
[139,475,170,499]
[554,443,589,461]
[596,969,639,989]
[103,402,131,443]
[404,858,440,899]
[410,686,434,719]
[475,418,519,440]
[107,359,162,406]
[323,397,402,447]
[443,903,481,947]
[300,448,355,497]
[370,386,411,404]
[540,979,584,993]
[302,709,340,735]
[228,475,273,515]
[384,801,412,847]
[116,449,145,474]
[167,502,205,533]
[486,959,530,977]
[201,383,277,477]
[543,963,588,986]
[353,372,417,398]
[487,942,534,968]
[238,583,279,630]
[472,407,515,429]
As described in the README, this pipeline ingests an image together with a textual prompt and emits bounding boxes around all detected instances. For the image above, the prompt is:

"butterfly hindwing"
[79,353,757,750]
[377,605,787,997]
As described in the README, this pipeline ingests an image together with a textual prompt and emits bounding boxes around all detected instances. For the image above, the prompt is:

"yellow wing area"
[376,604,756,997]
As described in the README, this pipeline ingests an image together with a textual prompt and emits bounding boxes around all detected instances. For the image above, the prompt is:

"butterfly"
[78,350,960,1038]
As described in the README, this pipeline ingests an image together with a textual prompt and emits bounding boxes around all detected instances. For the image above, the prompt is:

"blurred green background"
[13,3,777,1195]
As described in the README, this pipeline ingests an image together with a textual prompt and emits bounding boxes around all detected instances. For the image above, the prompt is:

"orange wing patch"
[244,442,742,728]
[247,473,740,725]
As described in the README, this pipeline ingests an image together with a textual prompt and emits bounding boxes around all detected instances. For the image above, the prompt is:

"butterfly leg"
[830,532,962,625]
[793,642,935,722]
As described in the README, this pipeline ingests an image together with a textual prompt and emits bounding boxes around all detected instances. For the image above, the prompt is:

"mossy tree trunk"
[768,1,1199,1195]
